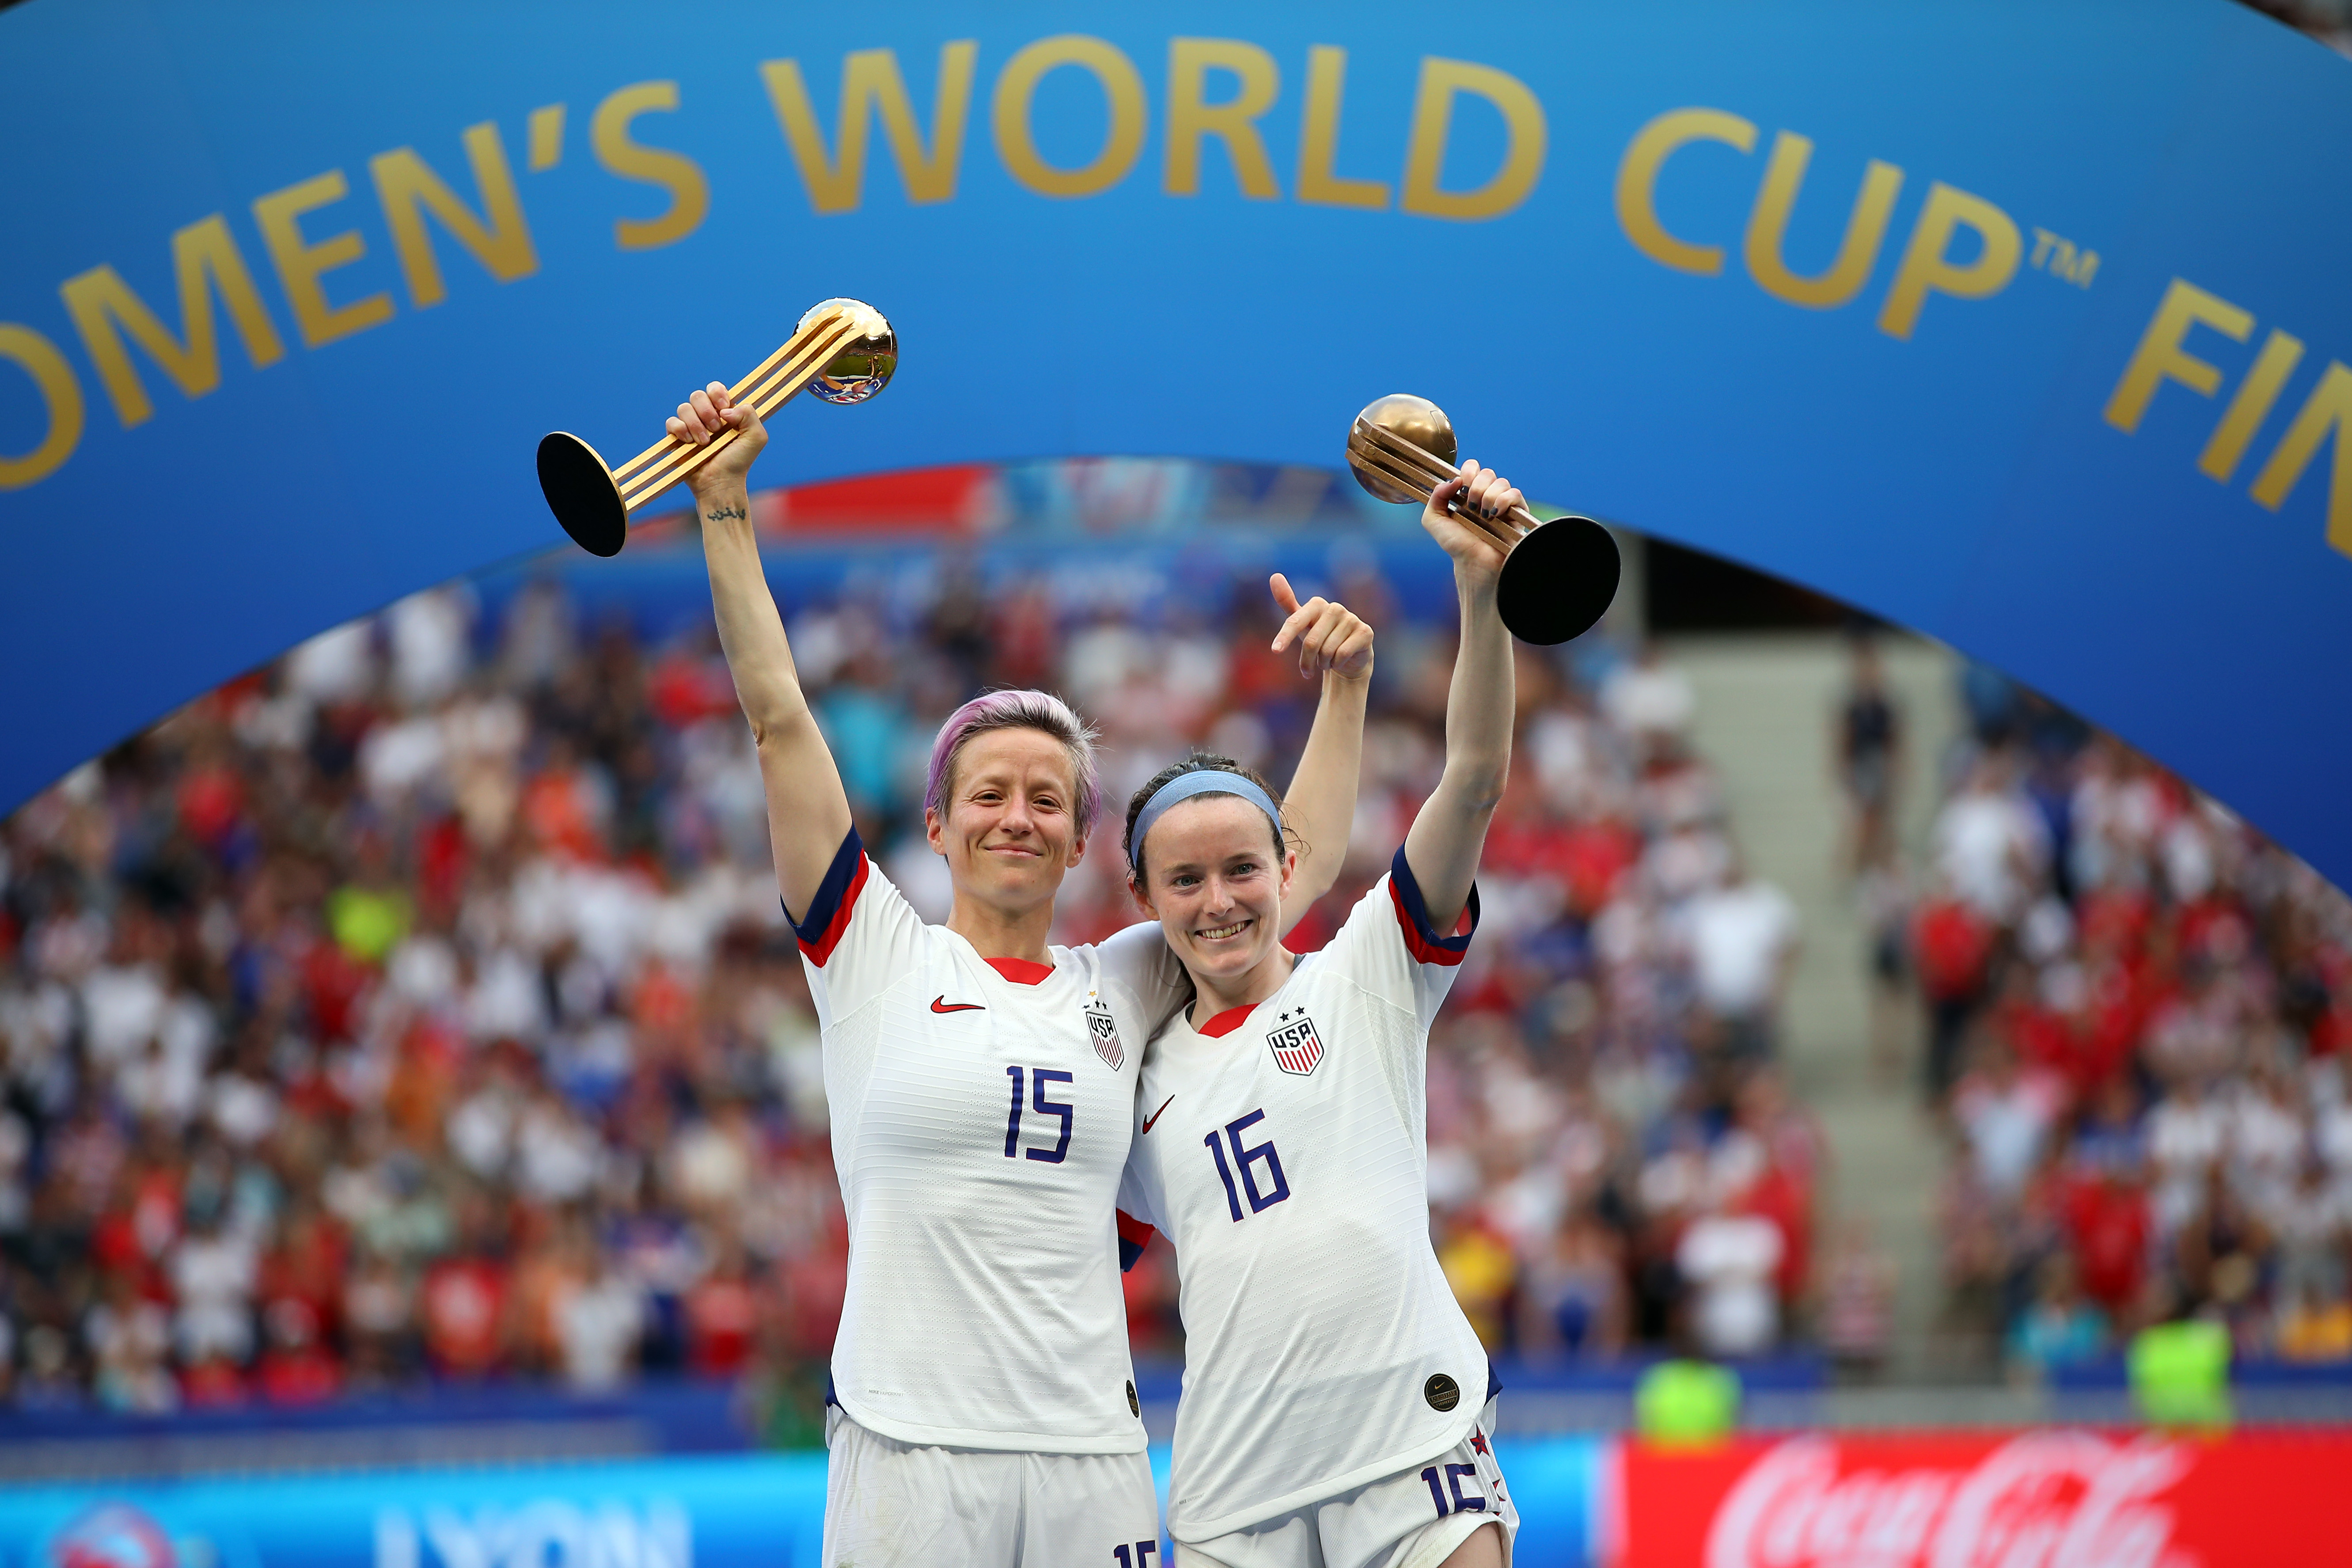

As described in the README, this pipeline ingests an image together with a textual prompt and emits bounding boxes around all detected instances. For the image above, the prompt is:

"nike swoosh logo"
[1141,1096,1175,1134]
[930,996,984,1014]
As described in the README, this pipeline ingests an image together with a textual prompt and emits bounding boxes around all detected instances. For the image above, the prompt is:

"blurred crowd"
[0,527,1840,1415]
[1891,661,2352,1377]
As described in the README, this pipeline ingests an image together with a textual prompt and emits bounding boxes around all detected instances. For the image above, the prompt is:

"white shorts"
[1173,1400,1517,1568]
[823,1406,1163,1568]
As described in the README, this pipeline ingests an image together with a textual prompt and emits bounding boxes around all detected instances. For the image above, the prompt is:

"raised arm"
[1402,460,1520,930]
[1267,573,1373,934]
[671,381,854,919]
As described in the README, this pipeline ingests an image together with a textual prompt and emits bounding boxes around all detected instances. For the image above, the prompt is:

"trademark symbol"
[2030,227,2099,287]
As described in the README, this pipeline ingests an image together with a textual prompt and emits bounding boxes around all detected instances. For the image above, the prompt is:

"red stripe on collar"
[1198,1002,1258,1038]
[985,955,1055,986]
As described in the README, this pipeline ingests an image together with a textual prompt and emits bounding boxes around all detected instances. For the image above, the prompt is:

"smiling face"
[926,725,1085,917]
[1134,794,1294,992]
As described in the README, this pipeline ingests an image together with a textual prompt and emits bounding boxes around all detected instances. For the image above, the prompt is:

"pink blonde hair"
[923,690,1103,840]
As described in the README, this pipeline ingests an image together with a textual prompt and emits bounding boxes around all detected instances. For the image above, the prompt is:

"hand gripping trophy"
[536,298,897,555]
[1345,394,1620,644]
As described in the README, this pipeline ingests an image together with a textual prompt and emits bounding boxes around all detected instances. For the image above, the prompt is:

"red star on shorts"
[1470,1429,1491,1457]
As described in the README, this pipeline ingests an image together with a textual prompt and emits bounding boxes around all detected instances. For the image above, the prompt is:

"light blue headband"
[1130,768,1283,862]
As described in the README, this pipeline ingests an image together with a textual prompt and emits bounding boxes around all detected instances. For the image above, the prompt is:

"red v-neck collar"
[1195,949,1305,1036]
[1198,1002,1258,1038]
[985,955,1055,986]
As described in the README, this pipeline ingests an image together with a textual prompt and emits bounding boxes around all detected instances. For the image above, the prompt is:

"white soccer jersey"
[795,827,1186,1454]
[1117,847,1490,1540]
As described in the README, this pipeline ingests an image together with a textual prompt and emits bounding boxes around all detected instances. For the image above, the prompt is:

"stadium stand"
[0,477,1837,1417]
[1922,670,2352,1377]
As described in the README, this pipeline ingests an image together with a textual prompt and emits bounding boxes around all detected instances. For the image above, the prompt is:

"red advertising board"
[1614,1429,2352,1568]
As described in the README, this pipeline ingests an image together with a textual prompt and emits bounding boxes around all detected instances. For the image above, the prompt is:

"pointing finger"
[1269,571,1301,617]
[1271,594,1327,653]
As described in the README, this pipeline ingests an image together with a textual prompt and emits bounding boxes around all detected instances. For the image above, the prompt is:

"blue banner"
[3,2,2349,876]
[0,1441,1606,1566]
[0,1454,826,1568]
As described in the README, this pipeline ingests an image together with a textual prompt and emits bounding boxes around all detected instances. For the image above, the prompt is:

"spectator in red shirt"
[179,1351,247,1408]
[1914,888,1996,1101]
[257,1200,345,1336]
[422,1200,513,1378]
[2064,1166,2151,1318]
[255,1298,341,1405]
[422,1253,509,1378]
[684,1240,762,1378]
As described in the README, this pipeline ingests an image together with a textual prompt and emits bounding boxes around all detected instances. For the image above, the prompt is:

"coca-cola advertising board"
[1613,1429,2352,1568]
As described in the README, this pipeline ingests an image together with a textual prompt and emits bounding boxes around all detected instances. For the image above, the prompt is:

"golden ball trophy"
[537,298,897,556]
[1346,394,1620,645]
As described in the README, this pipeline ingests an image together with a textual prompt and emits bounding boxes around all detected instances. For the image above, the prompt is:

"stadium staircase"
[1668,630,1962,1382]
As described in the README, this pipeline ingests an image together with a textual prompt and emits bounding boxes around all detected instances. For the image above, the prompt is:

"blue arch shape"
[3,2,2349,876]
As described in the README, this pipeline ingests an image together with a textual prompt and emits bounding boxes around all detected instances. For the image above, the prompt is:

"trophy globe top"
[800,298,898,404]
[1348,393,1456,504]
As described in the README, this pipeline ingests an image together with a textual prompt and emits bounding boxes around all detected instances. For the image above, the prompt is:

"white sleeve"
[1320,844,1480,1031]
[1093,916,1191,1037]
[789,826,929,1028]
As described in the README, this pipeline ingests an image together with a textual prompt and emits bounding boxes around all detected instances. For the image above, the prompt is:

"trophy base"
[1497,515,1620,645]
[538,432,628,558]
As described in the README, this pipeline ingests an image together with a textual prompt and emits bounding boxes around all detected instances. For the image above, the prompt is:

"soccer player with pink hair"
[667,380,1373,1567]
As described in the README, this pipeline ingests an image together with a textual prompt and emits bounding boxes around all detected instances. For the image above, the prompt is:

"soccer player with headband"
[666,380,1374,1567]
[1115,458,1527,1568]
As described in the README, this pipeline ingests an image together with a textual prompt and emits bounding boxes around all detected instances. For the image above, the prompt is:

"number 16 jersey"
[1116,847,1489,1541]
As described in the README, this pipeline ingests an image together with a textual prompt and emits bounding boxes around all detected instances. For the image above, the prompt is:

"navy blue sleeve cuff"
[1117,1211,1156,1272]
[1388,844,1478,966]
[788,826,867,964]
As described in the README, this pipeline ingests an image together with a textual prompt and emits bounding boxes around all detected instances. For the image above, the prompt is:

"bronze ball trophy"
[537,298,898,556]
[1345,395,1620,645]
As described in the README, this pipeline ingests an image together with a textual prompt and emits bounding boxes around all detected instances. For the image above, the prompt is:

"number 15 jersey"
[1116,847,1489,1541]
[796,828,1185,1454]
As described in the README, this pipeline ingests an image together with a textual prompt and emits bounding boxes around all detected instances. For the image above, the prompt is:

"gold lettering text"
[2250,360,2352,556]
[60,213,285,427]
[369,121,538,310]
[0,324,84,490]
[992,35,1147,198]
[2102,277,2253,434]
[1615,108,1757,274]
[1400,57,1546,221]
[528,104,565,172]
[1876,181,2021,341]
[251,170,397,349]
[1741,131,1903,310]
[2198,328,2304,482]
[1165,38,1280,199]
[591,81,710,250]
[762,43,978,214]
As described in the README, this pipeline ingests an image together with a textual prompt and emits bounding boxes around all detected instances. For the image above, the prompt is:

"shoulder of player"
[1069,919,1183,983]
[1292,914,1432,1021]
[795,842,924,953]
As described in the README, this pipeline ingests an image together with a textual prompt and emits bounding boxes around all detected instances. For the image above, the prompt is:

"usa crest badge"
[1085,999,1125,1070]
[1267,1009,1324,1076]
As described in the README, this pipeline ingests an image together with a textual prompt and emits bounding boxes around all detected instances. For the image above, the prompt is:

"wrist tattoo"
[703,503,747,523]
